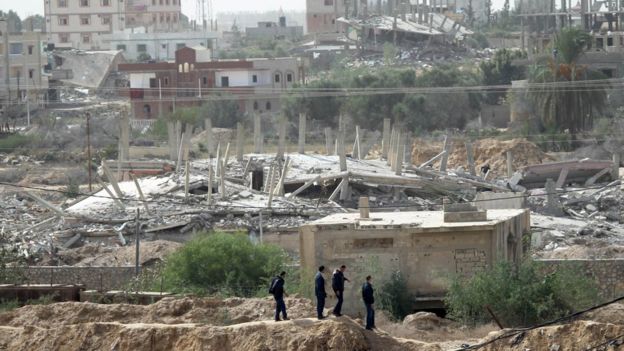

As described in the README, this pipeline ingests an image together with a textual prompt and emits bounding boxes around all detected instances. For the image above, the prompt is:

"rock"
[578,226,594,236]
[585,204,598,212]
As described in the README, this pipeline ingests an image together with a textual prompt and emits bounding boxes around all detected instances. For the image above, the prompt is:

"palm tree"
[529,27,609,133]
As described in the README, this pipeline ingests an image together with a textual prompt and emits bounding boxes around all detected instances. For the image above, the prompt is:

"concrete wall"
[7,266,136,291]
[537,259,624,299]
[300,210,530,315]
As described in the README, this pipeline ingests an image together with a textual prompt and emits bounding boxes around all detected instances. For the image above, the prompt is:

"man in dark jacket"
[315,265,327,319]
[270,271,288,321]
[362,275,375,330]
[331,265,350,317]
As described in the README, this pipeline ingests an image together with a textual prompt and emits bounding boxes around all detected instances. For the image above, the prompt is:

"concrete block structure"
[246,17,304,41]
[44,0,182,50]
[299,209,530,315]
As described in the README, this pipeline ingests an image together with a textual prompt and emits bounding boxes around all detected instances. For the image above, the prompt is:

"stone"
[585,204,598,212]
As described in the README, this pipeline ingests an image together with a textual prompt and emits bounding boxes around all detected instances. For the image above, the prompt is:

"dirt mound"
[0,297,315,327]
[52,240,182,266]
[0,318,442,351]
[402,312,457,331]
[480,320,624,350]
[583,303,624,325]
[412,138,554,177]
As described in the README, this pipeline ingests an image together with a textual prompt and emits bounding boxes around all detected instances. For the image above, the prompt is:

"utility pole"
[135,208,141,276]
[86,113,93,192]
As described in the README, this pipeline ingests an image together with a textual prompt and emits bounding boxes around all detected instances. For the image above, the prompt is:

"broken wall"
[7,266,136,291]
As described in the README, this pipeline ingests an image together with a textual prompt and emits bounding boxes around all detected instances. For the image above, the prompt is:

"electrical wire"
[460,295,624,350]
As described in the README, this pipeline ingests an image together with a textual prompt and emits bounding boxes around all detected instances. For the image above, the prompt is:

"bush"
[377,270,413,320]
[445,260,600,327]
[160,232,290,297]
[0,134,33,152]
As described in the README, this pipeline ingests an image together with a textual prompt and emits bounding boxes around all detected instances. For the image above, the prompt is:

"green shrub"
[377,270,413,321]
[0,134,33,152]
[160,232,289,297]
[445,260,600,327]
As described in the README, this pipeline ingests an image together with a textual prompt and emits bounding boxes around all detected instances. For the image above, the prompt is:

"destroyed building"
[300,203,530,315]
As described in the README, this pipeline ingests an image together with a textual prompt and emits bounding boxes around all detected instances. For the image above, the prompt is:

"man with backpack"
[331,265,350,317]
[269,271,288,322]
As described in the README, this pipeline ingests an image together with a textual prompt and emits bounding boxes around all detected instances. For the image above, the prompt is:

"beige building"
[44,0,182,50]
[299,209,530,315]
[0,19,49,114]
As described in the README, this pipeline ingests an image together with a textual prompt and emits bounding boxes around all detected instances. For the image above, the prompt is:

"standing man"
[331,265,350,317]
[362,275,375,330]
[270,271,288,322]
[315,265,327,320]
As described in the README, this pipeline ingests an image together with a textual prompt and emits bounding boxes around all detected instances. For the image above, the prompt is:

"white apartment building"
[1,19,49,110]
[44,0,181,50]
[102,29,218,61]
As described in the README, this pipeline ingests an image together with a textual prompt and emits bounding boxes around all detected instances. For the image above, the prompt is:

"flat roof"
[306,209,527,230]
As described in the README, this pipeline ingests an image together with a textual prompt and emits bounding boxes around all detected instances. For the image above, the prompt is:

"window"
[149,78,157,88]
[274,74,280,83]
[59,33,69,43]
[152,15,157,22]
[266,101,271,110]
[101,0,110,5]
[176,43,185,50]
[58,0,68,7]
[324,0,333,5]
[28,46,34,55]
[82,34,91,43]
[183,62,189,73]
[203,77,207,85]
[9,43,23,55]
[161,44,167,49]
[102,15,111,25]
[166,0,169,4]
[29,69,35,79]
[178,64,183,73]
[253,101,258,110]
[164,77,169,85]
[137,44,147,52]
[160,15,164,23]
[59,16,69,25]
[172,14,177,23]
[80,0,89,6]
[221,76,229,87]
[252,74,258,83]
[287,73,293,82]
[166,14,170,22]
[80,16,91,25]
[116,44,126,50]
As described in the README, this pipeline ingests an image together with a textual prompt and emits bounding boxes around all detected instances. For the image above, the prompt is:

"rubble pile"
[412,138,554,177]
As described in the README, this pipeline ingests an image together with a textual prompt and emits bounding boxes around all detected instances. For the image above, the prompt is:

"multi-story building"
[246,15,304,41]
[118,46,303,119]
[306,0,347,34]
[0,19,49,112]
[102,29,219,61]
[44,0,182,50]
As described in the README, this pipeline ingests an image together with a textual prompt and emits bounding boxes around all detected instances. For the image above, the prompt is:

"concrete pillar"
[466,142,476,176]
[325,127,332,156]
[277,115,286,160]
[236,122,244,162]
[395,132,403,175]
[338,130,347,172]
[359,196,370,219]
[440,135,451,172]
[382,118,391,159]
[204,118,214,157]
[253,113,262,153]
[119,109,130,162]
[167,122,177,161]
[298,113,306,154]
[507,151,514,177]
